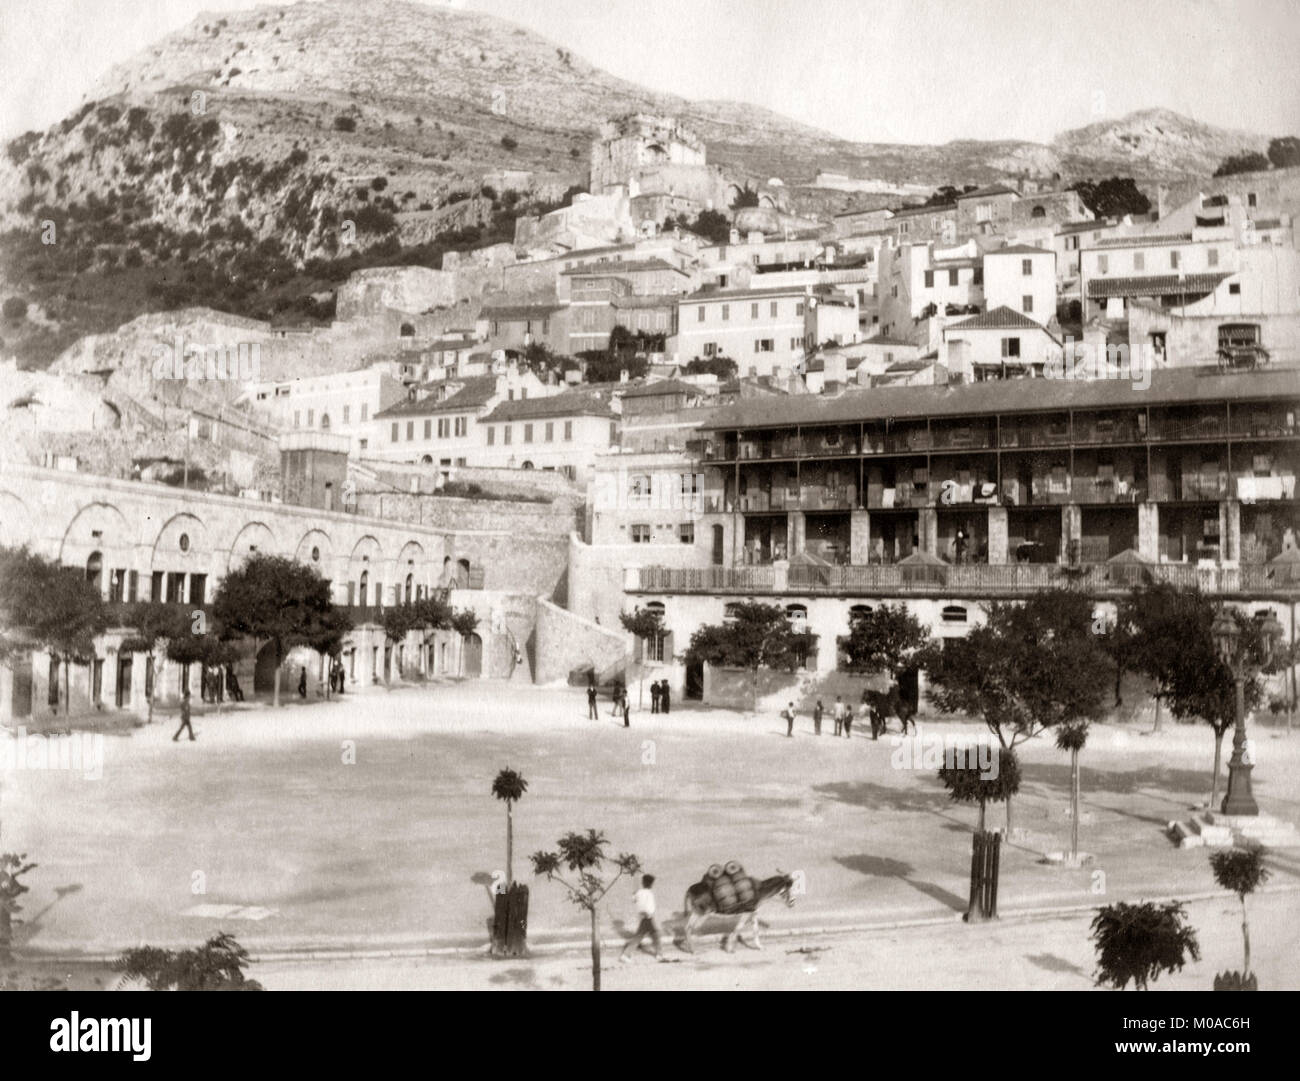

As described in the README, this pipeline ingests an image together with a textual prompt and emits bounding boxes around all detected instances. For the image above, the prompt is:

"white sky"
[1,0,1297,143]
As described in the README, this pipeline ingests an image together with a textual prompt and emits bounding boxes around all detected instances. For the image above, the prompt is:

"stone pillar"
[772,559,789,593]
[1137,502,1159,563]
[919,508,938,556]
[987,505,1009,565]
[850,510,871,565]
[1222,500,1240,562]
[787,511,806,556]
[1062,504,1082,562]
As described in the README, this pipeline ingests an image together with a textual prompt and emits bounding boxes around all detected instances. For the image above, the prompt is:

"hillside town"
[2,0,1300,1009]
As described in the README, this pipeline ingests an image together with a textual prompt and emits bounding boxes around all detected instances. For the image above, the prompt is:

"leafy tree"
[332,115,356,133]
[922,184,976,207]
[303,606,353,696]
[838,602,933,681]
[500,135,518,151]
[1055,722,1089,863]
[1213,151,1270,178]
[938,745,1021,833]
[450,608,480,639]
[212,554,334,707]
[684,601,814,709]
[0,546,106,715]
[491,768,528,887]
[1266,136,1300,170]
[1068,177,1151,218]
[115,932,264,990]
[683,355,738,380]
[1209,848,1269,983]
[2,296,26,321]
[926,589,1109,831]
[118,601,188,723]
[1091,901,1200,990]
[682,208,731,245]
[531,830,641,991]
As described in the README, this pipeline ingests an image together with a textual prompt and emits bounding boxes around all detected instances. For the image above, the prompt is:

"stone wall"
[531,597,628,685]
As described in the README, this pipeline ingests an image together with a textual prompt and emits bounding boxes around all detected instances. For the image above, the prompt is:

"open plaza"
[4,681,1298,990]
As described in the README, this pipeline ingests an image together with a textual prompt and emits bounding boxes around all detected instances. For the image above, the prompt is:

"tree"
[531,830,641,991]
[0,546,107,716]
[1055,722,1089,864]
[1266,136,1300,169]
[730,182,760,209]
[491,768,528,887]
[119,602,189,724]
[380,605,422,685]
[684,601,814,710]
[0,852,36,961]
[621,606,664,705]
[1091,901,1200,990]
[683,355,738,380]
[926,589,1109,831]
[922,184,976,207]
[1068,177,1151,218]
[838,602,934,683]
[212,554,334,708]
[115,932,264,990]
[1149,597,1265,808]
[303,606,353,697]
[1213,151,1270,178]
[1209,848,1269,987]
[682,208,731,245]
[938,746,1021,833]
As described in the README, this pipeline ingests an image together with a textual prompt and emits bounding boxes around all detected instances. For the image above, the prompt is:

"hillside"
[0,0,1280,367]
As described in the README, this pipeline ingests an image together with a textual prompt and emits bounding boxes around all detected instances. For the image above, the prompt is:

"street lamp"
[1213,608,1283,817]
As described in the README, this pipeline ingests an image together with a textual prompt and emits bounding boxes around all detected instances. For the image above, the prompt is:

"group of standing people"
[198,663,243,704]
[329,658,346,695]
[787,689,913,739]
[649,679,671,714]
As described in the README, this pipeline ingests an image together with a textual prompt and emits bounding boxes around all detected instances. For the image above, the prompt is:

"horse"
[681,872,796,953]
[863,685,916,736]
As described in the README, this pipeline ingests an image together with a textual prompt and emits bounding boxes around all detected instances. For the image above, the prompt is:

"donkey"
[681,872,797,953]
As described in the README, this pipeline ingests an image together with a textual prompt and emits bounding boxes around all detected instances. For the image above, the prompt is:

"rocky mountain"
[0,0,1280,367]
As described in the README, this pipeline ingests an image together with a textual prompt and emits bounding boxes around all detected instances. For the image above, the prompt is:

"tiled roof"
[892,203,954,218]
[480,302,564,320]
[945,306,1050,333]
[864,334,917,347]
[619,379,705,399]
[1086,273,1230,298]
[957,184,1019,200]
[681,284,816,302]
[1092,233,1193,248]
[561,258,685,277]
[374,376,497,418]
[482,390,616,422]
[701,366,1300,431]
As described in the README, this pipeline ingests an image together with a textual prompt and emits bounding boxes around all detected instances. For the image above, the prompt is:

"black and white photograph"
[0,0,1297,1030]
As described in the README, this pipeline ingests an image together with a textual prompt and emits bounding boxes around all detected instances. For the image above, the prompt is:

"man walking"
[843,702,855,738]
[172,688,195,742]
[650,680,660,714]
[587,683,599,720]
[833,695,846,737]
[297,666,307,698]
[782,701,796,738]
[622,696,631,728]
[813,699,824,736]
[619,874,662,962]
[660,680,670,714]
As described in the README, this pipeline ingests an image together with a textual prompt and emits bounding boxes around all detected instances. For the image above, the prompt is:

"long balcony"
[627,562,1291,597]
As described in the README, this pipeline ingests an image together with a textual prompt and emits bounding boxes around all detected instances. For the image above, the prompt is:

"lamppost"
[1212,609,1283,817]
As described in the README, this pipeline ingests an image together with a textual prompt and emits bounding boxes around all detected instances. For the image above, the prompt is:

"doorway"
[463,633,483,678]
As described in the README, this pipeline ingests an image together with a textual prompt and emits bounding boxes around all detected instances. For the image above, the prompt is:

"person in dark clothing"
[650,680,660,713]
[782,701,796,738]
[587,684,599,719]
[813,699,824,735]
[297,667,307,698]
[225,664,244,702]
[622,698,631,728]
[173,689,195,742]
[611,680,624,716]
[660,681,670,714]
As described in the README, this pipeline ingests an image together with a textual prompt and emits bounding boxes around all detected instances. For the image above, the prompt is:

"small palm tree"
[492,768,528,887]
[1209,848,1270,986]
[1055,722,1089,864]
[1091,900,1200,990]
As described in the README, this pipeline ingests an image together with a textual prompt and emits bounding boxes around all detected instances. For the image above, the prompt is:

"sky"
[1,0,1297,143]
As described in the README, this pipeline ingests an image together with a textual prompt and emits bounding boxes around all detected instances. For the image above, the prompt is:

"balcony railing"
[628,562,1285,596]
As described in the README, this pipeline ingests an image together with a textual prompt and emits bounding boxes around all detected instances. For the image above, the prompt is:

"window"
[425,419,433,439]
[751,303,759,318]
[564,420,573,441]
[948,269,958,286]
[1229,282,1241,295]
[679,523,695,544]
[406,421,414,440]
[770,301,778,317]
[1021,259,1032,276]
[503,426,512,445]
[295,411,301,428]
[1134,252,1145,271]
[1097,254,1108,274]
[755,339,774,352]
[359,439,368,450]
[1023,295,1033,313]
[976,204,991,223]
[795,302,805,316]
[307,410,314,427]
[721,304,730,321]
[437,418,450,439]
[924,270,934,288]
[1248,192,1257,208]
[545,421,554,442]
[1208,248,1219,267]
[697,306,705,322]
[631,524,651,543]
[391,422,399,442]
[360,404,368,421]
[1170,251,1180,270]
[941,605,968,623]
[1001,337,1021,358]
[189,574,206,605]
[523,423,533,443]
[343,405,351,424]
